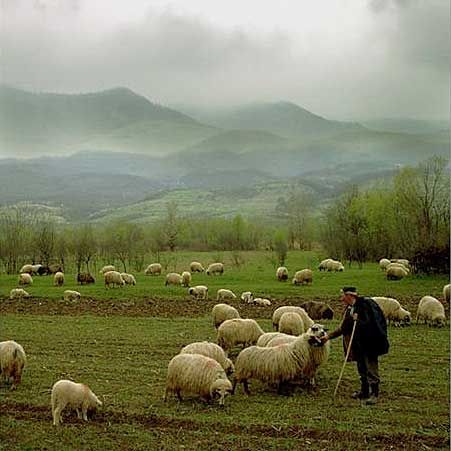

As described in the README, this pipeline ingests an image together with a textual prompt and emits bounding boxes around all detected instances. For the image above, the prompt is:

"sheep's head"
[306,324,328,347]
[402,310,411,326]
[432,315,446,328]
[210,379,233,406]
[224,358,235,376]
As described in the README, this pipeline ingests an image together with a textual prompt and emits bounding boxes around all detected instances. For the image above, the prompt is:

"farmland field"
[0,251,449,450]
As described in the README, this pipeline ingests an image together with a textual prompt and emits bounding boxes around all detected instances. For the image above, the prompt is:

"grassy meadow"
[0,251,449,450]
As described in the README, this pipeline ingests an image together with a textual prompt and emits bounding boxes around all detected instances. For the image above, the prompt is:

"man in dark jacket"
[322,286,389,405]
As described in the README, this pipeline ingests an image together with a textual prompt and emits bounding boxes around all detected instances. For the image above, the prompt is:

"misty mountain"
[362,118,449,135]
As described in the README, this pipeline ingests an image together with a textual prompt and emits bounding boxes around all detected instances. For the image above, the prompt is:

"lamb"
[190,261,205,273]
[249,297,272,307]
[63,290,81,301]
[206,262,224,276]
[386,266,408,280]
[18,273,33,286]
[9,288,31,300]
[232,324,330,394]
[216,289,237,302]
[0,340,26,390]
[276,267,289,281]
[181,271,192,287]
[19,264,33,274]
[217,319,265,355]
[165,272,183,286]
[164,354,233,406]
[104,271,125,288]
[99,265,115,274]
[325,260,344,272]
[240,291,253,303]
[372,297,411,326]
[188,285,208,300]
[292,269,313,285]
[144,263,162,275]
[318,258,333,271]
[443,284,450,303]
[278,312,305,336]
[51,379,102,426]
[212,303,240,329]
[416,296,446,327]
[272,306,314,330]
[300,301,334,320]
[379,258,391,271]
[120,273,137,286]
[180,341,235,375]
[54,271,64,287]
[77,272,95,285]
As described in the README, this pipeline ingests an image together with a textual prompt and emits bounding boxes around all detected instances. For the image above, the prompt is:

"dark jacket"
[329,296,389,359]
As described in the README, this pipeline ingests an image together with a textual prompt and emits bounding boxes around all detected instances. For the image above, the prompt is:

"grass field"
[0,251,449,450]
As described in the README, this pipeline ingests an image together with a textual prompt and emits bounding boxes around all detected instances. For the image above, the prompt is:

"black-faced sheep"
[145,263,162,275]
[248,297,272,307]
[120,273,136,286]
[318,259,333,271]
[190,261,205,272]
[276,267,289,281]
[104,271,125,288]
[188,285,208,300]
[372,297,411,326]
[181,271,192,287]
[206,263,224,276]
[165,272,183,286]
[0,340,26,390]
[216,289,237,302]
[292,269,313,285]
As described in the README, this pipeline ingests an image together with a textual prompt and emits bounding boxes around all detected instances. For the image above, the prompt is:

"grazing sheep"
[248,297,272,307]
[51,380,102,426]
[266,334,298,347]
[216,289,237,302]
[300,301,334,320]
[48,264,63,275]
[99,265,115,274]
[232,324,330,394]
[379,258,391,271]
[190,261,205,273]
[181,271,192,287]
[391,259,410,268]
[0,340,26,390]
[120,273,136,286]
[77,272,95,285]
[387,262,410,273]
[206,263,224,276]
[9,288,31,300]
[144,263,162,275]
[18,273,33,286]
[54,272,65,287]
[240,291,253,303]
[188,285,208,300]
[443,284,450,303]
[19,264,33,274]
[292,269,313,285]
[372,297,411,326]
[165,272,183,286]
[325,260,344,272]
[276,267,289,281]
[318,259,333,271]
[278,312,305,336]
[256,332,288,347]
[104,271,125,288]
[180,342,235,375]
[386,266,408,280]
[416,296,446,327]
[212,304,240,329]
[217,319,265,355]
[272,306,314,330]
[63,290,81,302]
[164,354,233,406]
[30,264,43,275]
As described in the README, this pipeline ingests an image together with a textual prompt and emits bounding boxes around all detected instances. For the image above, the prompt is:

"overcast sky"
[1,0,449,120]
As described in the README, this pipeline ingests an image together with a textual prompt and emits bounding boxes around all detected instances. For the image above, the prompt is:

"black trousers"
[356,354,379,387]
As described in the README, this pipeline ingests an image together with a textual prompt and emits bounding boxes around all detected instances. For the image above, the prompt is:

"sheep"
[99,265,115,274]
[318,258,333,271]
[77,272,95,285]
[391,258,410,268]
[164,354,233,406]
[212,303,240,329]
[379,258,391,271]
[51,379,102,426]
[120,273,137,286]
[180,342,235,375]
[292,269,313,285]
[232,324,330,394]
[19,264,33,274]
[63,290,81,302]
[54,271,64,287]
[190,261,205,273]
[300,301,334,320]
[0,340,26,390]
[165,272,183,286]
[18,273,33,286]
[188,285,208,300]
[278,312,305,336]
[443,284,450,303]
[31,264,43,275]
[144,263,162,275]
[216,288,237,302]
[325,260,344,272]
[217,319,265,356]
[266,334,298,347]
[104,271,125,288]
[387,262,410,273]
[256,332,288,347]
[372,297,411,326]
[206,262,224,276]
[386,265,408,280]
[181,271,192,287]
[272,306,314,330]
[276,267,289,281]
[416,296,446,327]
[9,288,31,300]
[248,297,272,307]
[240,291,253,303]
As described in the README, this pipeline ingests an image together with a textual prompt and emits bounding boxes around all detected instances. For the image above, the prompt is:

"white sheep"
[120,273,136,286]
[54,271,65,287]
[217,318,265,355]
[206,262,224,276]
[144,263,162,275]
[386,265,408,280]
[216,289,237,302]
[248,297,272,307]
[292,269,313,285]
[180,341,235,375]
[51,379,102,426]
[272,306,314,330]
[443,284,450,303]
[212,303,240,329]
[165,272,183,286]
[391,258,410,268]
[372,296,411,326]
[325,260,344,272]
[164,354,232,406]
[18,273,33,286]
[0,340,26,390]
[190,261,205,273]
[99,265,115,274]
[31,264,43,275]
[387,262,410,273]
[276,267,289,281]
[19,264,33,274]
[104,271,125,288]
[188,285,208,300]
[278,312,305,336]
[379,258,391,271]
[233,324,330,394]
[63,290,81,301]
[266,334,298,347]
[416,296,446,327]
[9,288,31,300]
[181,271,192,287]
[318,258,333,271]
[256,332,287,347]
[240,291,253,303]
